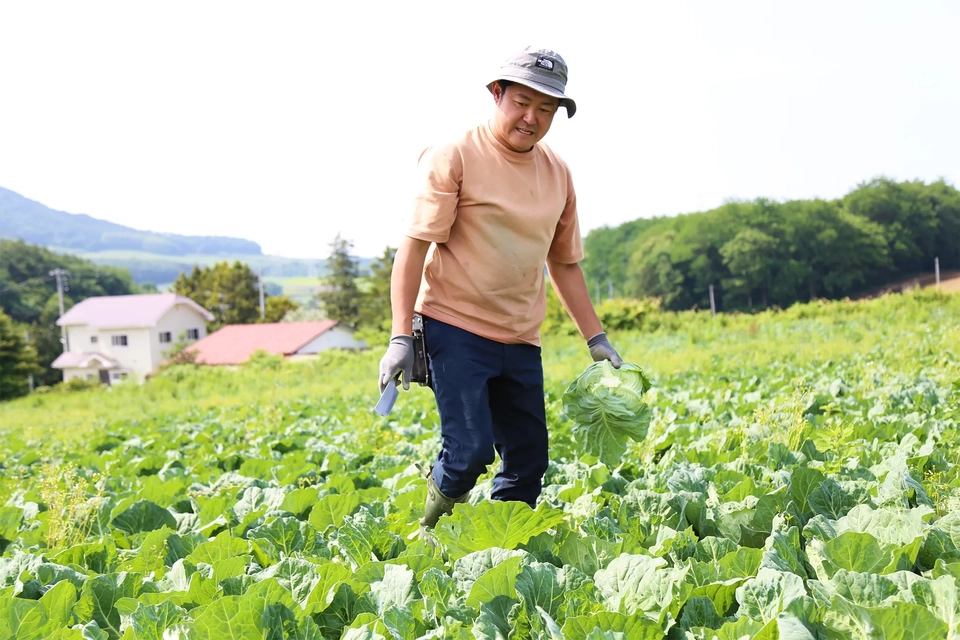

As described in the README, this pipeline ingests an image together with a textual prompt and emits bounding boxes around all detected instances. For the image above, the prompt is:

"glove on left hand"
[587,332,622,369]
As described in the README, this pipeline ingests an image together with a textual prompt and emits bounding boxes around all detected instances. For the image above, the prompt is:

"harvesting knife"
[374,378,399,416]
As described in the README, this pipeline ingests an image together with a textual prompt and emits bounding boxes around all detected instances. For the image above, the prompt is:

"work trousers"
[423,315,549,507]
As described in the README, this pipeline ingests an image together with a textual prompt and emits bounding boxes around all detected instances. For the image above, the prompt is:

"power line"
[0,269,105,297]
[0,274,55,296]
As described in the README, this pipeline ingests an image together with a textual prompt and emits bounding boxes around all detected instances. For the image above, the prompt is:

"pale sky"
[1,1,958,259]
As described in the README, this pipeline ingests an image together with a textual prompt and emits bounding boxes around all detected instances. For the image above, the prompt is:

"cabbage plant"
[561,360,653,466]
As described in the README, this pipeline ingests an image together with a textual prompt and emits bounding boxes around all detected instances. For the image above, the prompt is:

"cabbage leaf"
[562,361,653,466]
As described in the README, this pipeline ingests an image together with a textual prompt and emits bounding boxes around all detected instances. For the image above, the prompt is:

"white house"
[52,293,214,383]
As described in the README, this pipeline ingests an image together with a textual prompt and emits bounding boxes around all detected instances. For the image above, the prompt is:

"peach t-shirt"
[408,121,584,346]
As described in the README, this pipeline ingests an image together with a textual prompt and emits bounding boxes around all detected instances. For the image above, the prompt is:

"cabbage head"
[562,360,653,466]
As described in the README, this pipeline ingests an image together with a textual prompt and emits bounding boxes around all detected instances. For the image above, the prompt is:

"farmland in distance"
[0,290,958,638]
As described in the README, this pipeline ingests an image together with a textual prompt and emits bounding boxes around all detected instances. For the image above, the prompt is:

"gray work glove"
[587,332,622,369]
[379,335,414,393]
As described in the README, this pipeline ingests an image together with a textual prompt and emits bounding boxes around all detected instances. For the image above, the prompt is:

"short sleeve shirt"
[408,121,583,346]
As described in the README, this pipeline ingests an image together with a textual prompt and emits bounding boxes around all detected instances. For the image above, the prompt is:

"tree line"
[0,239,138,392]
[4,176,957,399]
[582,177,960,311]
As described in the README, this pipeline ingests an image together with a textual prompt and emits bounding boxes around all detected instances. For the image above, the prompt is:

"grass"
[3,288,956,444]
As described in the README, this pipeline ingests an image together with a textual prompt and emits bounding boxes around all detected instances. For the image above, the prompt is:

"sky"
[1,1,958,259]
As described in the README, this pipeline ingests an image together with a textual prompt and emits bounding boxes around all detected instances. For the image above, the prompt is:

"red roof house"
[185,321,366,365]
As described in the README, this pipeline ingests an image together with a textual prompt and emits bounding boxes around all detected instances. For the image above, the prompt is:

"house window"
[187,328,200,340]
[90,336,98,344]
[159,331,172,344]
[111,372,122,380]
[111,335,128,347]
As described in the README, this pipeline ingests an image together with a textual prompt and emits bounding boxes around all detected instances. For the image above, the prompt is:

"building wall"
[98,328,153,378]
[62,325,151,379]
[65,325,101,353]
[295,326,367,354]
[63,367,95,383]
[62,366,132,384]
[152,304,208,369]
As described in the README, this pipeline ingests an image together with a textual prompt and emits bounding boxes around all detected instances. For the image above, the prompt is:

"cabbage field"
[0,291,959,639]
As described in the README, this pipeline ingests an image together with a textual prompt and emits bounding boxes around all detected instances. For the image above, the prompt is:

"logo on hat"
[536,57,554,71]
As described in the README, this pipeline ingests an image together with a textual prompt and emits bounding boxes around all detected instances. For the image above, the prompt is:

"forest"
[581,177,960,311]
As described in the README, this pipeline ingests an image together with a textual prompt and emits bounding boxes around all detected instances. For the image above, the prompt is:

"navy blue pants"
[424,316,549,507]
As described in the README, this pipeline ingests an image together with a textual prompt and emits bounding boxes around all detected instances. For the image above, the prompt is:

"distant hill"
[53,249,372,289]
[0,186,373,286]
[0,186,262,256]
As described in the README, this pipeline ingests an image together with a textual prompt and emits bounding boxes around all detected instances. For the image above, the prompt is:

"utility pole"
[258,268,265,319]
[709,283,717,317]
[49,268,69,351]
[935,257,940,287]
[25,329,34,392]
[608,279,613,300]
[595,281,601,305]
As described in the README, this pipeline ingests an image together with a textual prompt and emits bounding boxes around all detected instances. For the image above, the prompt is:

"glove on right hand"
[379,335,414,393]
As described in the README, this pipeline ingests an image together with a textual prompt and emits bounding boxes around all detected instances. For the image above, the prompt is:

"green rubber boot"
[416,463,468,540]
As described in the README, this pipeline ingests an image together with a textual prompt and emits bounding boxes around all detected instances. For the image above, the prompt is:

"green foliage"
[261,295,299,323]
[356,246,396,345]
[562,361,653,465]
[172,260,295,331]
[720,228,779,307]
[317,238,394,343]
[318,234,361,328]
[0,239,136,385]
[544,286,663,337]
[585,177,960,311]
[0,309,42,400]
[0,292,957,636]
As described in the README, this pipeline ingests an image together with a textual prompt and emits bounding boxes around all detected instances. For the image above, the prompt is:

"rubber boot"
[416,463,468,542]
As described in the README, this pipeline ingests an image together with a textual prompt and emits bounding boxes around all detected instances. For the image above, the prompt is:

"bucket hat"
[486,46,576,118]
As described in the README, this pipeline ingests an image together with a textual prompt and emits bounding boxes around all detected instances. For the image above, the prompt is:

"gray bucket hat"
[486,46,577,118]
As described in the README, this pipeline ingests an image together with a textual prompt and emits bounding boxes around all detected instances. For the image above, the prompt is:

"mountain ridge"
[0,185,263,256]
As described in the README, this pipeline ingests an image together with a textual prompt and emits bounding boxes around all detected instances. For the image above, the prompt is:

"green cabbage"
[562,360,653,466]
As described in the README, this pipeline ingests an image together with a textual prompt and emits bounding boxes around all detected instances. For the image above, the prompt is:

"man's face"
[491,82,560,153]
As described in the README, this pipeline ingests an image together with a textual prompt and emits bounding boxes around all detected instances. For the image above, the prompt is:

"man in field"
[379,46,623,532]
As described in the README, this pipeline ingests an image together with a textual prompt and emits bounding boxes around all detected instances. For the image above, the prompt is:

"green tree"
[780,199,890,299]
[318,234,361,327]
[627,232,686,308]
[0,239,134,325]
[925,179,960,271]
[357,246,396,342]
[843,178,941,275]
[0,240,135,384]
[0,310,42,401]
[172,261,262,330]
[582,218,666,296]
[261,296,299,323]
[720,228,779,307]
